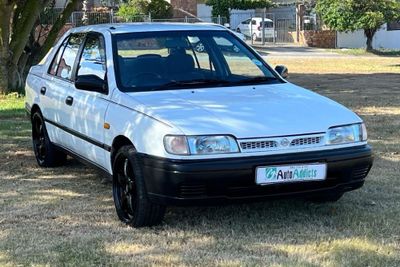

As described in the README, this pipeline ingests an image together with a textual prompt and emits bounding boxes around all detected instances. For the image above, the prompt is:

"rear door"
[41,33,85,149]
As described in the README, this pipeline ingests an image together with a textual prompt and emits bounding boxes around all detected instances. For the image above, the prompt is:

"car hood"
[125,83,361,138]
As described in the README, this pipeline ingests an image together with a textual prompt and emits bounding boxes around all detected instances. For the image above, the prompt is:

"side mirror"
[75,75,107,93]
[275,65,288,79]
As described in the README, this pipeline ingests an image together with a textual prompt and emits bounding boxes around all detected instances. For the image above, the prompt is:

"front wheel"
[32,111,66,167]
[112,145,166,227]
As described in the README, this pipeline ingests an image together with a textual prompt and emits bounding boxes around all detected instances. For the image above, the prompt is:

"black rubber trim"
[44,118,112,152]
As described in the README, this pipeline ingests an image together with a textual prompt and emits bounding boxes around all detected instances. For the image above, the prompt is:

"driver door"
[68,32,110,168]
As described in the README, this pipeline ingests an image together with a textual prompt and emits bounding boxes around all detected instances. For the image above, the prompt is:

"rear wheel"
[32,111,66,167]
[236,28,241,33]
[112,145,166,227]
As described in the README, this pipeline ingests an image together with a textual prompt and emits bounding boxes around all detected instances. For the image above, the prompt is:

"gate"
[230,10,297,45]
[275,18,296,43]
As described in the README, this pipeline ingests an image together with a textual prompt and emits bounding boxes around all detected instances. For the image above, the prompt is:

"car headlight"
[326,123,367,145]
[164,135,239,155]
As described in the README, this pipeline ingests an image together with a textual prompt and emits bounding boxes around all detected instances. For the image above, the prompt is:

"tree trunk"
[0,2,13,94]
[364,29,376,52]
[9,0,45,68]
[0,49,10,94]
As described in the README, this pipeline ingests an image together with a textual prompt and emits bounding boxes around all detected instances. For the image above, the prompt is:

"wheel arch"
[110,135,135,168]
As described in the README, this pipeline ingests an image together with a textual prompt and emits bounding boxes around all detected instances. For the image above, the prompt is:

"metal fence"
[39,9,228,27]
[230,11,297,44]
[152,16,228,25]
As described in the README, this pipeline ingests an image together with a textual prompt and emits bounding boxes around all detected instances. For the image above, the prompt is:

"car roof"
[69,22,226,34]
[246,17,273,22]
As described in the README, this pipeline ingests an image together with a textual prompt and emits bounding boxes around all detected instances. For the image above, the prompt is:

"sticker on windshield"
[252,59,263,66]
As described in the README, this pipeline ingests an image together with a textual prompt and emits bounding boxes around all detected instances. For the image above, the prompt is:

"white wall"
[197,4,212,22]
[337,24,400,49]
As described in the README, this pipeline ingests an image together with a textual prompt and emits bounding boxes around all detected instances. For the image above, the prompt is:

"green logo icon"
[265,167,277,179]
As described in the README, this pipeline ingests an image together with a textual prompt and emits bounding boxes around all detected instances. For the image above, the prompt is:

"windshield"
[112,30,283,92]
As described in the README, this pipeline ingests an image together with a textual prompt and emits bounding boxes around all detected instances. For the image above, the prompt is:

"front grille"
[240,140,278,151]
[238,134,325,153]
[290,136,323,147]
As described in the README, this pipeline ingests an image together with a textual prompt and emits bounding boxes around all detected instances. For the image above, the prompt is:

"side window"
[77,34,106,80]
[57,34,85,80]
[48,38,68,75]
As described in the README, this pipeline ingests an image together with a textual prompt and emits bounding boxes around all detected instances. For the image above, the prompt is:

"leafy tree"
[205,0,274,20]
[0,0,79,94]
[117,0,147,21]
[117,0,173,21]
[317,0,400,51]
[146,0,173,20]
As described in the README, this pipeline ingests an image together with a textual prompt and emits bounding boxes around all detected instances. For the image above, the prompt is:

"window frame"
[47,36,69,77]
[74,31,108,94]
[47,33,86,83]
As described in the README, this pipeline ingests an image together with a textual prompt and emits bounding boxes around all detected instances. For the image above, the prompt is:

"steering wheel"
[126,72,163,86]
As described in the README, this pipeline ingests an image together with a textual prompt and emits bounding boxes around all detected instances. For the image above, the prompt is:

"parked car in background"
[236,17,276,41]
[26,23,373,228]
[192,23,246,53]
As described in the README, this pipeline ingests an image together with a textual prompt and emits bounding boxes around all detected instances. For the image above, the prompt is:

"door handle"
[65,96,74,106]
[40,87,46,95]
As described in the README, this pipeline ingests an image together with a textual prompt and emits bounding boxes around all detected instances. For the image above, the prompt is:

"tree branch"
[35,0,79,63]
[9,0,48,65]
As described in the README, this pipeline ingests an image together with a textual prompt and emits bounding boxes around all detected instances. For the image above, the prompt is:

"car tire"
[31,111,67,167]
[308,192,344,203]
[112,145,166,227]
[236,28,241,33]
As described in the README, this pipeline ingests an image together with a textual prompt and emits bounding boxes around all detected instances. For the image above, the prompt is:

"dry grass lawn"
[1,56,400,266]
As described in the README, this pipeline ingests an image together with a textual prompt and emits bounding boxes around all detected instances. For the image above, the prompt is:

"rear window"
[260,21,274,28]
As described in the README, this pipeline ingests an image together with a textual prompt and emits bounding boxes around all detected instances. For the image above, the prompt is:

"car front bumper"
[137,145,373,206]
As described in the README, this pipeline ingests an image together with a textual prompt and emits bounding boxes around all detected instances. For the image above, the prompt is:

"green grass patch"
[328,48,400,56]
[0,93,26,119]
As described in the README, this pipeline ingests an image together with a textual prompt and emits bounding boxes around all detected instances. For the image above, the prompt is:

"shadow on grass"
[0,73,400,265]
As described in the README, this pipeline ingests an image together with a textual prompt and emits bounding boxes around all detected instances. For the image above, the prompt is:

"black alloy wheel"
[112,145,166,227]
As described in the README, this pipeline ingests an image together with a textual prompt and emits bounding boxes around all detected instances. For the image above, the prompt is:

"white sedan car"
[236,17,276,41]
[25,23,373,227]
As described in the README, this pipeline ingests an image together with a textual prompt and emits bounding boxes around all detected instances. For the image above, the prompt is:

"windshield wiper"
[150,79,231,91]
[230,76,278,85]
